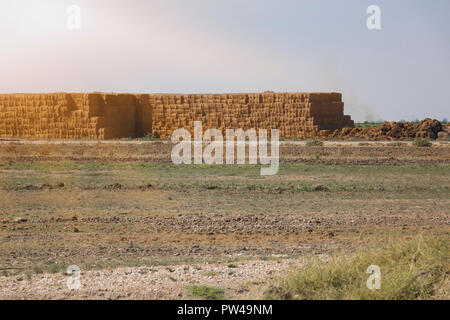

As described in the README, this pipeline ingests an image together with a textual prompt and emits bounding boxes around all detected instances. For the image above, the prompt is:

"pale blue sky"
[1,0,449,121]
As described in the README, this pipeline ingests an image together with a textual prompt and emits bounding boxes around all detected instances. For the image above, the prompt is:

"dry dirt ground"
[0,139,449,165]
[0,140,449,299]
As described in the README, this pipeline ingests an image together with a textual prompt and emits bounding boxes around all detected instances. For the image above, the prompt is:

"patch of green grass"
[32,265,44,274]
[260,234,449,300]
[412,138,432,147]
[3,161,449,177]
[187,285,226,300]
[140,132,159,141]
[1,163,449,196]
[390,142,407,147]
[305,138,324,147]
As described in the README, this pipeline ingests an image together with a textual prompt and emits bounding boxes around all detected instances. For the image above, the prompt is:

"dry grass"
[257,233,449,300]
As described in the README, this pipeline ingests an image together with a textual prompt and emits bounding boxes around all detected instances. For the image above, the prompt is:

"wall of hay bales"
[0,93,142,139]
[0,92,354,140]
[0,93,95,139]
[149,92,354,139]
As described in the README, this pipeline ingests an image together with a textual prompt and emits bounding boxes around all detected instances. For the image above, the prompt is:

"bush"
[305,138,324,147]
[187,285,226,300]
[141,133,159,141]
[412,138,431,147]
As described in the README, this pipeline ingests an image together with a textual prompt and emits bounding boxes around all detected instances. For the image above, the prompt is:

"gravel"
[0,258,302,300]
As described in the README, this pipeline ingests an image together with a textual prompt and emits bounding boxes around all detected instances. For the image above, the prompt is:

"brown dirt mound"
[330,118,444,141]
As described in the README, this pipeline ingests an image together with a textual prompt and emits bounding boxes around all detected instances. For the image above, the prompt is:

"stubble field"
[0,140,449,299]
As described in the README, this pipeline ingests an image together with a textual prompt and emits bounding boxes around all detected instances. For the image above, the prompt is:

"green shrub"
[187,285,226,300]
[141,133,159,141]
[412,138,431,147]
[305,138,324,147]
[33,265,44,274]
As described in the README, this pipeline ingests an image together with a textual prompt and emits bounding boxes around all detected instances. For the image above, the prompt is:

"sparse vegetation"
[32,265,44,274]
[203,271,221,277]
[187,285,226,300]
[413,138,432,147]
[141,132,159,141]
[188,286,225,300]
[305,138,324,147]
[390,142,406,147]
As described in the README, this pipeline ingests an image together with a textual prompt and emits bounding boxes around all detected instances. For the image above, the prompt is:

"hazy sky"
[1,0,449,121]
